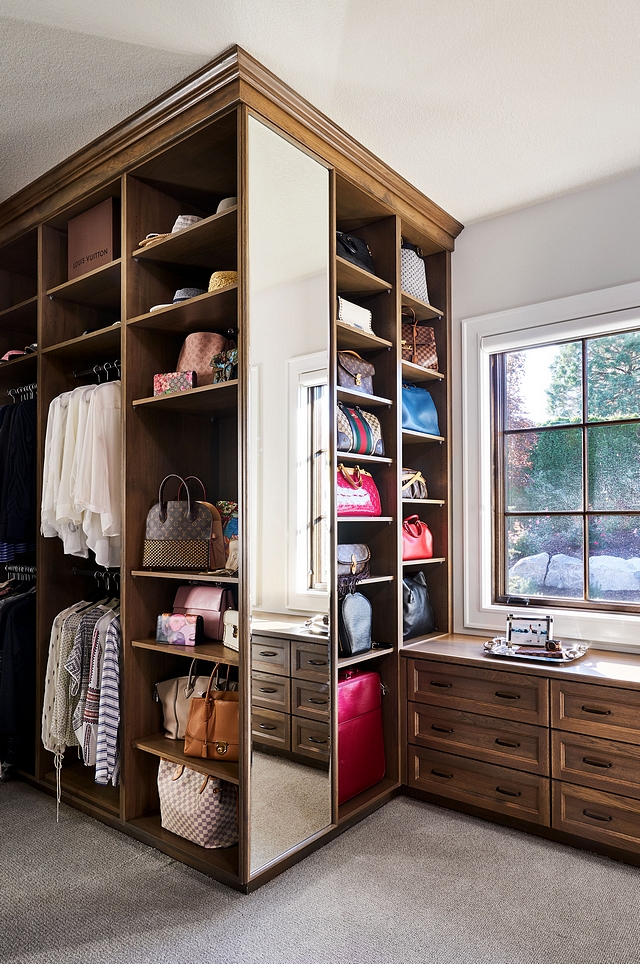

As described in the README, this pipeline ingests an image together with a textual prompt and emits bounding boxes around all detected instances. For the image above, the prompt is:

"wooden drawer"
[251,636,290,677]
[252,671,290,714]
[407,658,549,725]
[408,745,550,825]
[552,730,640,800]
[408,702,549,775]
[553,781,640,854]
[291,678,330,722]
[551,679,640,743]
[291,716,330,763]
[252,707,290,750]
[291,639,330,682]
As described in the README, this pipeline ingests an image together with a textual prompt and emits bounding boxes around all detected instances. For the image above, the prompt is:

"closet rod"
[72,359,121,381]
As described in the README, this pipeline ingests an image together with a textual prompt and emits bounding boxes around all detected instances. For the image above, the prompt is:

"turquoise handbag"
[402,383,440,435]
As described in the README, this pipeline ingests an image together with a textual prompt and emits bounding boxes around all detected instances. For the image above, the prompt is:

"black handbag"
[339,591,372,656]
[337,232,376,275]
[402,571,435,640]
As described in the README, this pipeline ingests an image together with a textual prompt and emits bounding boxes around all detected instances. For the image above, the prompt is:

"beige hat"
[137,214,203,249]
[216,196,237,214]
[208,271,238,291]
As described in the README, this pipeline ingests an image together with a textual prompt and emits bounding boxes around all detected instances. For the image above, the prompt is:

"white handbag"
[223,609,239,651]
[337,296,373,333]
[157,759,238,848]
[154,659,212,739]
[401,241,430,303]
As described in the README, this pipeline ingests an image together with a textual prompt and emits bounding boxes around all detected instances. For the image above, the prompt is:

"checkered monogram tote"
[143,474,226,570]
[158,759,238,848]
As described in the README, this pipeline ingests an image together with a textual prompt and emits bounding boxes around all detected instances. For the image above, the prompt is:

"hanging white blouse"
[41,392,71,539]
[56,385,93,557]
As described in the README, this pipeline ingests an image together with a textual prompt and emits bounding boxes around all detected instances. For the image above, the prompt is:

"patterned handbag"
[337,351,375,395]
[402,467,428,500]
[177,332,235,387]
[157,759,238,848]
[337,543,371,595]
[401,307,439,371]
[400,241,430,302]
[336,464,382,517]
[210,348,238,383]
[337,402,384,456]
[142,474,225,570]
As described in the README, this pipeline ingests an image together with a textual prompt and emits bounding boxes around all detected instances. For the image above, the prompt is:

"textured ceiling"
[2,0,640,224]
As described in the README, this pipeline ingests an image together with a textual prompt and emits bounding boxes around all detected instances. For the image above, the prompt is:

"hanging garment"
[95,614,121,786]
[42,600,91,755]
[78,607,119,763]
[0,400,37,561]
[0,592,36,770]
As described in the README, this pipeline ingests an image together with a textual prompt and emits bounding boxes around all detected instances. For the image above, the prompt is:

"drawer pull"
[430,681,452,688]
[258,723,277,730]
[495,692,520,700]
[308,736,328,745]
[308,698,328,705]
[582,757,612,769]
[431,725,454,734]
[495,739,521,748]
[309,659,327,666]
[259,687,277,694]
[431,768,454,779]
[259,651,278,658]
[583,809,613,822]
[496,786,522,797]
[581,706,611,716]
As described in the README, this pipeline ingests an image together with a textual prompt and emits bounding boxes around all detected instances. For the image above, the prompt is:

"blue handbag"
[402,383,440,436]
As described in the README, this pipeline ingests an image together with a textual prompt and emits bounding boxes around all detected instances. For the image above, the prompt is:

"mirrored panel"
[247,115,331,874]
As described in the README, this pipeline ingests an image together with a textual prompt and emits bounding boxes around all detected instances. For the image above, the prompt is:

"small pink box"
[153,371,197,396]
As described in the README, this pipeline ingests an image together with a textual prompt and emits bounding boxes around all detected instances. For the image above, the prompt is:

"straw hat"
[208,271,238,291]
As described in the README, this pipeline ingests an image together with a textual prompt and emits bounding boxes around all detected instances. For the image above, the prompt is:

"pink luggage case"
[337,668,385,804]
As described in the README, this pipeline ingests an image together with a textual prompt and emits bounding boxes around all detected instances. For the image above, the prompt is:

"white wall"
[451,168,640,633]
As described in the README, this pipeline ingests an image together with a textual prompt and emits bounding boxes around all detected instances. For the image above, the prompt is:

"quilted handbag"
[402,383,440,436]
[173,584,234,641]
[336,232,376,274]
[143,475,225,570]
[337,543,371,595]
[402,515,434,561]
[339,591,372,656]
[336,464,382,517]
[402,467,428,500]
[154,659,212,740]
[184,666,239,761]
[337,402,384,456]
[337,297,373,333]
[157,759,238,848]
[337,351,375,395]
[401,307,439,371]
[403,570,435,640]
[400,240,430,302]
[177,332,236,387]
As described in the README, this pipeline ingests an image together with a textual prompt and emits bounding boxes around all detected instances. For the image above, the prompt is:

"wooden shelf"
[402,429,445,444]
[401,290,443,321]
[336,321,392,352]
[131,569,238,584]
[43,764,120,816]
[132,206,237,269]
[127,812,239,882]
[127,285,237,333]
[337,387,392,408]
[337,516,393,523]
[401,360,444,383]
[132,733,239,784]
[132,637,239,665]
[336,256,392,297]
[46,259,121,309]
[338,645,394,669]
[132,380,238,414]
[0,295,37,323]
[338,776,400,824]
[402,498,445,506]
[358,575,394,585]
[402,557,446,567]
[41,324,121,361]
[337,452,393,465]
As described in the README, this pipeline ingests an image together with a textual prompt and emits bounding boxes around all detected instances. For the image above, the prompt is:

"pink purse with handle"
[336,464,381,517]
[177,332,236,386]
[173,585,234,641]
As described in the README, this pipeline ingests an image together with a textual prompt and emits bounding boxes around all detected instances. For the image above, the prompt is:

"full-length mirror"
[247,115,332,874]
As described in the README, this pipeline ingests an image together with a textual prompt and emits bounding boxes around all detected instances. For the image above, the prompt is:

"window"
[308,382,329,591]
[493,332,640,611]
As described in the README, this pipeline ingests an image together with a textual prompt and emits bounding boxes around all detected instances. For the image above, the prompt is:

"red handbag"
[402,515,433,560]
[338,668,385,804]
[336,464,381,517]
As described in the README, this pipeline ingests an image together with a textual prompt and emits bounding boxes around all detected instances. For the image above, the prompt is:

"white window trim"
[461,280,640,653]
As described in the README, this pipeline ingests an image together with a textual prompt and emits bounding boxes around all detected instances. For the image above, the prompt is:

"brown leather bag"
[184,665,239,761]
[401,308,438,371]
[177,332,236,386]
[337,351,375,395]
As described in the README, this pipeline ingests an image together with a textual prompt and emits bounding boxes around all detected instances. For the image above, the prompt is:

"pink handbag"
[336,464,381,517]
[402,515,433,560]
[177,332,236,386]
[173,585,234,640]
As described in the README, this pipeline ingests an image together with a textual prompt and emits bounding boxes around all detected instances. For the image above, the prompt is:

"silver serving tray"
[483,637,589,663]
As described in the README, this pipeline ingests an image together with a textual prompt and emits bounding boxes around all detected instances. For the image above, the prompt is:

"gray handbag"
[155,659,211,740]
[401,241,430,303]
[338,591,372,656]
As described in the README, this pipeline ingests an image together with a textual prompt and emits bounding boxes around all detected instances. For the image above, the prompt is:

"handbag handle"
[403,515,425,537]
[204,663,221,714]
[158,474,195,523]
[183,657,200,699]
[176,475,208,502]
[402,470,424,490]
[338,464,362,489]
[401,307,419,363]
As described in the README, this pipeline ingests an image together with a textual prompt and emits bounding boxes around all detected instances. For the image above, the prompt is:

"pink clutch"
[153,371,197,396]
[156,612,204,646]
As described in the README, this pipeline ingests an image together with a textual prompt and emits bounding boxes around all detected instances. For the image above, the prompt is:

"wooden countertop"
[402,633,640,691]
